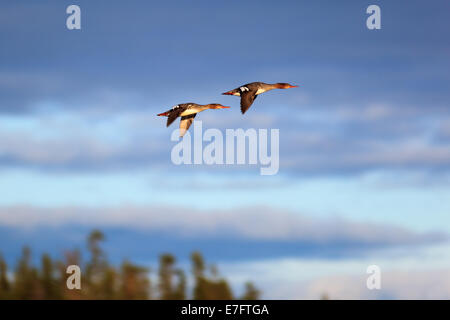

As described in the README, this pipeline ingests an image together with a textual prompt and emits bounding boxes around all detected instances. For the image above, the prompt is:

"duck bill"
[157,112,169,116]
[218,106,230,109]
[287,85,298,88]
[222,91,234,95]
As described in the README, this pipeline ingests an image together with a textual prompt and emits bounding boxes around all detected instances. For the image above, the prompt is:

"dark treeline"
[0,230,260,300]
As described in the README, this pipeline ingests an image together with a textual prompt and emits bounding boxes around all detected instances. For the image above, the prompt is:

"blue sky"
[1,0,450,298]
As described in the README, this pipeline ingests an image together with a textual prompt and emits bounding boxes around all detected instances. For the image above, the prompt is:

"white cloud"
[0,205,446,247]
[220,245,450,299]
[303,269,450,299]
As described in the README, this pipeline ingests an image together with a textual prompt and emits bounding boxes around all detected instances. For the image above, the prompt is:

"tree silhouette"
[191,251,233,300]
[40,254,62,299]
[120,261,150,300]
[158,254,186,300]
[241,282,260,300]
[0,254,10,299]
[13,247,40,299]
[0,230,261,300]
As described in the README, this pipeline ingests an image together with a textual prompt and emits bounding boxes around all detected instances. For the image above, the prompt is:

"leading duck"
[222,82,298,114]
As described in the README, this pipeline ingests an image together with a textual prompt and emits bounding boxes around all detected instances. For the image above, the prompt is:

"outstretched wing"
[166,105,186,127]
[240,90,258,114]
[179,114,196,137]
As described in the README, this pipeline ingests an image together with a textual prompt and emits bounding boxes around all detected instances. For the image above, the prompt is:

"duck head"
[222,89,241,96]
[207,103,231,109]
[274,83,298,89]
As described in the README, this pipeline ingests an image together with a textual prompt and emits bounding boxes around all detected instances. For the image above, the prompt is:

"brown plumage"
[222,82,298,114]
[157,103,230,137]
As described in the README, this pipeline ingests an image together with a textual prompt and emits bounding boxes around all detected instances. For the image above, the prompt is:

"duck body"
[222,82,298,114]
[222,82,271,97]
[157,103,229,137]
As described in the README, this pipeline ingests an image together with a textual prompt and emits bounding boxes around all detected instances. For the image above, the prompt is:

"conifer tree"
[40,253,62,299]
[191,251,233,300]
[173,269,186,300]
[241,282,260,300]
[85,230,108,299]
[13,247,40,299]
[120,261,150,300]
[0,254,10,299]
[158,254,176,299]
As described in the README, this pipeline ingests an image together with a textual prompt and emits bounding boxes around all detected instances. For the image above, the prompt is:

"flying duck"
[157,103,230,137]
[222,82,298,114]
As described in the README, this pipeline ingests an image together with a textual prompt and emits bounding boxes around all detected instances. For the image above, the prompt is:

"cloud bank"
[0,205,446,246]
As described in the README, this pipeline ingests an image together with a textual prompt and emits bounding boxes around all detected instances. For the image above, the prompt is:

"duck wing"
[179,114,196,137]
[240,89,258,114]
[166,105,187,127]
